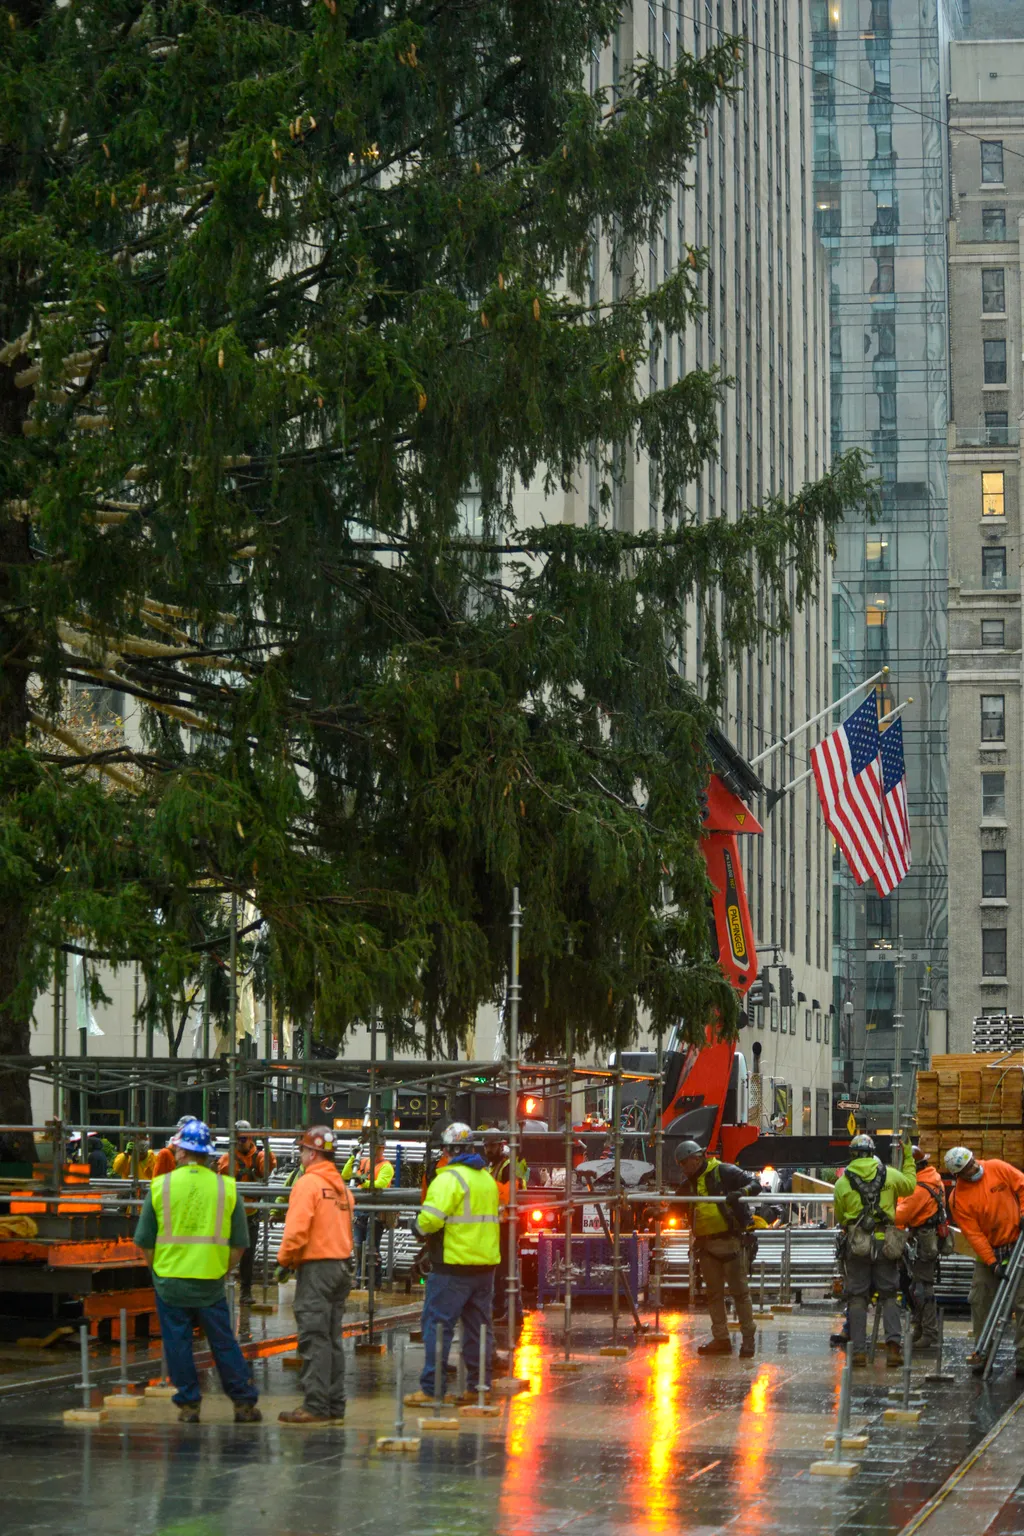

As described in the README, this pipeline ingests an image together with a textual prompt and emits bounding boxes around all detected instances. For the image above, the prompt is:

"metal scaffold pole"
[506,887,521,1348]
[652,1024,667,1341]
[563,1019,574,1363]
[227,892,238,1177]
[890,934,906,1165]
[611,1060,622,1346]
[51,951,61,1122]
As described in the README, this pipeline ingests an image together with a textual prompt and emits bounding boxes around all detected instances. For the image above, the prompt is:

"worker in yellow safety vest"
[134,1117,261,1424]
[113,1138,156,1179]
[403,1123,500,1407]
[675,1138,762,1359]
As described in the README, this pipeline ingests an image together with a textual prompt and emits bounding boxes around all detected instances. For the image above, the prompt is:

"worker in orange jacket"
[946,1147,1024,1375]
[152,1117,196,1178]
[276,1126,356,1424]
[895,1146,946,1349]
[217,1119,276,1304]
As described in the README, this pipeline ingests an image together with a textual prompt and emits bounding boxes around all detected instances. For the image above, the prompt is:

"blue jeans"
[419,1268,495,1397]
[154,1292,259,1407]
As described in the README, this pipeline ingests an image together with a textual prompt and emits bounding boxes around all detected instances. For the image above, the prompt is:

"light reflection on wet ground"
[1,1308,1022,1536]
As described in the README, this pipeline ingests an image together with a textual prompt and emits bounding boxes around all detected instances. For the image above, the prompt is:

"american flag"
[810,695,887,887]
[874,717,911,896]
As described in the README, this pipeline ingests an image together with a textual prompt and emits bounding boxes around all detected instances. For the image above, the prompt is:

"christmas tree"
[0,0,872,1131]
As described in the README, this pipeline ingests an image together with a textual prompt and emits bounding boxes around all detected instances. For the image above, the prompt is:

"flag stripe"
[811,733,887,885]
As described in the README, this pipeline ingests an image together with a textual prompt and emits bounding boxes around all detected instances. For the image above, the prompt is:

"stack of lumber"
[915,1053,1024,1170]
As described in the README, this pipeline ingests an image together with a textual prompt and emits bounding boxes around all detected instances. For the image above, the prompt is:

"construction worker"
[405,1123,500,1407]
[946,1146,1024,1376]
[276,1125,356,1424]
[134,1118,261,1423]
[482,1126,526,1324]
[895,1145,946,1350]
[217,1119,276,1304]
[342,1140,394,1282]
[113,1137,156,1179]
[833,1132,917,1367]
[152,1116,195,1178]
[675,1139,761,1359]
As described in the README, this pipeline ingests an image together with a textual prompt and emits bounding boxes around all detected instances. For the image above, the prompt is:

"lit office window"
[982,471,1005,517]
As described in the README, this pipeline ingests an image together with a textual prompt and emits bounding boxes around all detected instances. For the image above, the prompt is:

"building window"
[865,534,890,570]
[982,618,1005,648]
[985,411,1009,446]
[805,1008,812,1041]
[824,1011,831,1045]
[983,547,1007,589]
[982,208,1007,242]
[983,850,1007,898]
[984,339,1007,384]
[983,928,1008,976]
[981,694,1006,741]
[983,772,1006,817]
[770,997,779,1032]
[983,471,1006,517]
[815,1010,822,1042]
[981,141,1005,184]
[982,269,1006,312]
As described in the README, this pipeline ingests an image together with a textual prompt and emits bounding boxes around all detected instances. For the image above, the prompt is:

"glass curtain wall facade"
[812,0,955,1121]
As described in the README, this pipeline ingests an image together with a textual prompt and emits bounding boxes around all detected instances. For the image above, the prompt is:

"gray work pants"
[294,1258,353,1416]
[697,1235,755,1341]
[845,1250,901,1349]
[908,1248,938,1344]
[970,1259,1024,1365]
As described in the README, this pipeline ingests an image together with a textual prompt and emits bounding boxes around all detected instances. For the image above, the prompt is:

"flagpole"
[750,668,888,768]
[769,699,913,797]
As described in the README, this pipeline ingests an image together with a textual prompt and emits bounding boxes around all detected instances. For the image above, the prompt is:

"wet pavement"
[2,1306,1023,1536]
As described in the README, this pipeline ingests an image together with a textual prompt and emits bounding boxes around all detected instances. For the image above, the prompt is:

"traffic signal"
[778,966,794,1008]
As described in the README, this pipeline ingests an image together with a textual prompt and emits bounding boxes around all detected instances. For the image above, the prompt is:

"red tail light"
[530,1208,544,1224]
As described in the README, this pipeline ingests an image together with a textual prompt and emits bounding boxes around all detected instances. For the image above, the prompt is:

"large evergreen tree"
[0,0,872,1128]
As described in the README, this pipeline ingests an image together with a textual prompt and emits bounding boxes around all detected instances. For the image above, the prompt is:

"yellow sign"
[847,1113,857,1136]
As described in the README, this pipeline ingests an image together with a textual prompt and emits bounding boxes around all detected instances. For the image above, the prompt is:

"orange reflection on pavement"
[498,1315,549,1533]
[735,1365,777,1535]
[643,1331,685,1532]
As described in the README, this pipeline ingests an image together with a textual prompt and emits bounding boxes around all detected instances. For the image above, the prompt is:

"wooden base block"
[599,1346,629,1357]
[418,1416,460,1433]
[490,1377,529,1394]
[809,1459,859,1478]
[925,1373,955,1383]
[409,1329,423,1343]
[354,1342,387,1355]
[773,1303,795,1313]
[377,1436,421,1452]
[884,1408,922,1424]
[103,1393,142,1407]
[278,1417,347,1428]
[823,1433,869,1451]
[63,1408,108,1425]
[247,1303,275,1315]
[281,1355,302,1370]
[143,1385,176,1399]
[641,1331,672,1343]
[549,1361,585,1373]
[460,1404,501,1418]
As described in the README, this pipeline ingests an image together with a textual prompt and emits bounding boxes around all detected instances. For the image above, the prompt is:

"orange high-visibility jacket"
[277,1158,355,1268]
[950,1159,1024,1265]
[896,1163,945,1230]
[151,1146,176,1178]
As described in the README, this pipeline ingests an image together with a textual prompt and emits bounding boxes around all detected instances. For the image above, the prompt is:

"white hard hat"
[235,1119,252,1131]
[944,1146,974,1175]
[442,1122,473,1146]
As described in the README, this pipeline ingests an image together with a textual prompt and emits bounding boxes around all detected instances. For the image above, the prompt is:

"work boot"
[697,1338,733,1356]
[911,1325,923,1344]
[739,1334,756,1359]
[278,1406,333,1424]
[886,1343,903,1369]
[967,1351,986,1374]
[852,1352,868,1368]
[829,1332,850,1349]
[233,1402,262,1423]
[177,1402,201,1423]
[239,1291,254,1307]
[403,1390,456,1407]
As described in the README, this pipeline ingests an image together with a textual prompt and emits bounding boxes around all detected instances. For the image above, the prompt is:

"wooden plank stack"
[915,1052,1024,1171]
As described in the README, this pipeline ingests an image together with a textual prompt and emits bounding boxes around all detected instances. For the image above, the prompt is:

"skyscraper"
[812,0,958,1119]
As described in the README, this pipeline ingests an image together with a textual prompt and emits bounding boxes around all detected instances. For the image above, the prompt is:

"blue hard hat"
[172,1118,214,1156]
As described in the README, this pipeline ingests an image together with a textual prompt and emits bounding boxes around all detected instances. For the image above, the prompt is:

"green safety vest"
[693,1159,730,1239]
[419,1162,500,1266]
[152,1163,238,1280]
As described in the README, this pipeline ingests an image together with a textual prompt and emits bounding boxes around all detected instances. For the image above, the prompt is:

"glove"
[725,1189,744,1206]
[991,1259,1010,1282]
[273,1265,293,1283]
